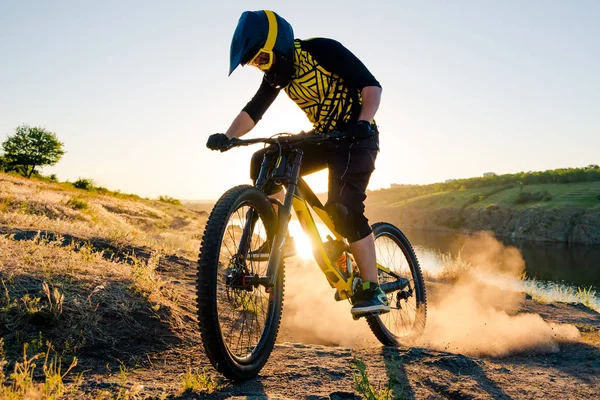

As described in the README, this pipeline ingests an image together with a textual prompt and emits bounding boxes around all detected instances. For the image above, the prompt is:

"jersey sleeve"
[301,38,381,90]
[241,77,281,123]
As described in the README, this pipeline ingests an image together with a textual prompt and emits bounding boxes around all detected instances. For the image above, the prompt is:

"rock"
[571,210,600,244]
[367,205,600,244]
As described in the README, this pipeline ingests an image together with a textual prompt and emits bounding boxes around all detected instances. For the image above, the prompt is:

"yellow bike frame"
[291,179,392,301]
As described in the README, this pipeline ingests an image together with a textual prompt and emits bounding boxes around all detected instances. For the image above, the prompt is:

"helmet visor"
[247,49,274,71]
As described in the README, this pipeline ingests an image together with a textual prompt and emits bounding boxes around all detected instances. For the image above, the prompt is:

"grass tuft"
[0,339,81,399]
[66,197,88,210]
[576,286,597,309]
[517,279,599,311]
[157,195,181,206]
[181,366,222,393]
[72,178,94,191]
[0,279,64,331]
[353,356,393,400]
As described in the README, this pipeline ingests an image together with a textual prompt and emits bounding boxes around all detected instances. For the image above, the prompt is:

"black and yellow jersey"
[242,38,381,133]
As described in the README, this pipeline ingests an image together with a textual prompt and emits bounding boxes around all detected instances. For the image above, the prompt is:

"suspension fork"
[266,149,303,286]
[233,149,280,264]
[233,148,277,266]
[236,209,258,263]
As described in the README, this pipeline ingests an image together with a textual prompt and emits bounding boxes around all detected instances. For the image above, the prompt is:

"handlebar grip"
[218,137,241,151]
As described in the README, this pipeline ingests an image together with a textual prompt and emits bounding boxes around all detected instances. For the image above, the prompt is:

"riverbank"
[366,182,600,244]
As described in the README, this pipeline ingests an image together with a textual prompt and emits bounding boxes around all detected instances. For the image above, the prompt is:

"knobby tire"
[367,222,427,346]
[197,185,284,381]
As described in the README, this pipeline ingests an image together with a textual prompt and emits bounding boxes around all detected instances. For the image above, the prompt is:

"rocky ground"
[73,250,600,400]
[0,227,598,399]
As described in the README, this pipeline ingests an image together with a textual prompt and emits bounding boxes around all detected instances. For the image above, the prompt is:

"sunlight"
[289,170,328,261]
[288,221,313,259]
[302,170,328,195]
[288,216,336,260]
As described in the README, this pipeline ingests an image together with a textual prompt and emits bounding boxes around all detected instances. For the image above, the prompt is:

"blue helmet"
[229,10,294,76]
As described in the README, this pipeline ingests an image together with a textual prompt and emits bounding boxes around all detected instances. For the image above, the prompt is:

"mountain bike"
[197,132,427,381]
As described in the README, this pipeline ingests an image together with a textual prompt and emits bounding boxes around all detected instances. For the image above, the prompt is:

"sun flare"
[288,221,313,259]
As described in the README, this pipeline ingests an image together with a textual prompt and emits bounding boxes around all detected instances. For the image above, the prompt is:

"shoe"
[248,236,297,262]
[351,281,390,316]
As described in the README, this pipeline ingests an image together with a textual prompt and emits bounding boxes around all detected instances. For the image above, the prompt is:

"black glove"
[206,133,230,151]
[345,120,373,141]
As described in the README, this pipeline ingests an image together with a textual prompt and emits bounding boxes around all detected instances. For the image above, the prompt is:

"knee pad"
[326,202,372,243]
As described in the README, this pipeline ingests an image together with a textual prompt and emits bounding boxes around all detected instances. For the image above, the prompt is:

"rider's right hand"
[206,133,230,151]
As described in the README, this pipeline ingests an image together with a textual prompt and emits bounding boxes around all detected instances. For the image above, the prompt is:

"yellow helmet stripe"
[263,10,278,52]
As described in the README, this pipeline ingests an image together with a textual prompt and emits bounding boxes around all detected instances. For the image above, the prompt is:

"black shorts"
[250,129,379,242]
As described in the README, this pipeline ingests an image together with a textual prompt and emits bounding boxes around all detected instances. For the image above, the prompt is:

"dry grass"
[0,232,191,360]
[352,356,394,400]
[0,339,82,399]
[0,172,207,256]
[521,279,600,311]
[181,366,223,394]
[0,172,208,396]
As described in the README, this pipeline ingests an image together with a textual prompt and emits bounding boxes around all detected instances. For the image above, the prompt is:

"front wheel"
[367,222,427,346]
[197,185,283,381]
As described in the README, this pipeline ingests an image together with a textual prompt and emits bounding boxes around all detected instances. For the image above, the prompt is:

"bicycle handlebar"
[220,131,346,151]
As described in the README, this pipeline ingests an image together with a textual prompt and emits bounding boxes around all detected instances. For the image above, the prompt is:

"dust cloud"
[279,257,377,348]
[279,231,580,356]
[418,279,581,357]
[417,232,580,356]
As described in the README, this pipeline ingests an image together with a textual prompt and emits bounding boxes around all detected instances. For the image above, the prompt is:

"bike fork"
[266,149,303,287]
[236,209,258,262]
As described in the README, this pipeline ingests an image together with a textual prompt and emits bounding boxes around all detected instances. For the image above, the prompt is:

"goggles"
[248,49,274,71]
[246,10,278,72]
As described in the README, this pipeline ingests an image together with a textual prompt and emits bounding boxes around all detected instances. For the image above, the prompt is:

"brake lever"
[218,138,240,152]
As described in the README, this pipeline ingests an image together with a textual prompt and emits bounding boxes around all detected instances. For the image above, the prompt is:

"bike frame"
[256,147,358,299]
[232,134,406,300]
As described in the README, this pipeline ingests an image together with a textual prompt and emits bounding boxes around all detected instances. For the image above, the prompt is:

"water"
[403,229,600,291]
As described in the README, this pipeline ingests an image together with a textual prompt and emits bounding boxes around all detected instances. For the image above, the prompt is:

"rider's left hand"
[345,120,373,141]
[206,133,230,151]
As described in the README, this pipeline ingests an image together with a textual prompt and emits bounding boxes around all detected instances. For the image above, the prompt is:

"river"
[404,229,600,291]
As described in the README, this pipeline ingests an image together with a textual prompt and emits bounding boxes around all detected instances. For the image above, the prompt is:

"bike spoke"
[374,234,424,338]
[214,204,278,360]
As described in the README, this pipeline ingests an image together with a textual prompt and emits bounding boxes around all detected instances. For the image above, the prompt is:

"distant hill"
[368,165,600,207]
[181,199,215,214]
[366,179,600,244]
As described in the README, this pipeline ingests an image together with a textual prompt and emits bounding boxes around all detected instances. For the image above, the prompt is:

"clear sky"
[1,0,598,199]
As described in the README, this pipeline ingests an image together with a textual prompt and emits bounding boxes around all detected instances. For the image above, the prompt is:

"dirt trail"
[3,227,599,399]
[83,255,600,400]
[83,297,600,399]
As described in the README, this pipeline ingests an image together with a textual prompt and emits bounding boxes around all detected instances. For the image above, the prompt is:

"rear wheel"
[367,222,427,346]
[197,185,283,381]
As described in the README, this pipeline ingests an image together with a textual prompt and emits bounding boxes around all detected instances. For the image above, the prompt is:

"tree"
[1,125,65,178]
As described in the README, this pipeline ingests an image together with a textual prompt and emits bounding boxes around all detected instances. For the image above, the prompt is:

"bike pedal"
[352,310,384,321]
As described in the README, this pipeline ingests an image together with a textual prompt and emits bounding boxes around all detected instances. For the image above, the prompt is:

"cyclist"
[206,10,389,316]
